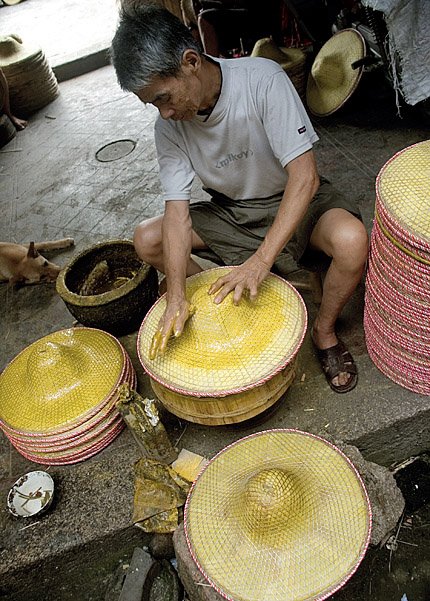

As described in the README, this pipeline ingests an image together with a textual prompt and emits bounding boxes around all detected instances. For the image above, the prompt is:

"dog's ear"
[27,241,39,259]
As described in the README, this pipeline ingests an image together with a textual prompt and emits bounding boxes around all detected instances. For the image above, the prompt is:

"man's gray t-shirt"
[154,56,319,202]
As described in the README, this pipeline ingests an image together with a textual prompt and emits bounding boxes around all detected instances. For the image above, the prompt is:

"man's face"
[136,68,201,121]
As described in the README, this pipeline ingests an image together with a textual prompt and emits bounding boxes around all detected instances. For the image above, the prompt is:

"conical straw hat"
[138,267,307,396]
[306,29,365,116]
[185,429,372,601]
[0,34,40,67]
[0,328,126,434]
[251,38,305,72]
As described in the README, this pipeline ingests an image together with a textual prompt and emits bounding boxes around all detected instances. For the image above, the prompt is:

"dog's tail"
[30,238,75,251]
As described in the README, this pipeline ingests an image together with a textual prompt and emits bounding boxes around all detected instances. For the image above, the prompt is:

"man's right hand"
[149,297,195,359]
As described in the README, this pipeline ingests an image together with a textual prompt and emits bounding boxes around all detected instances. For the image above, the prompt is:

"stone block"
[173,522,224,601]
[339,442,405,546]
[119,547,156,601]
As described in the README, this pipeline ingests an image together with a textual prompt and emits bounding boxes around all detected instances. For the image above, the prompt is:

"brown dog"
[0,238,74,285]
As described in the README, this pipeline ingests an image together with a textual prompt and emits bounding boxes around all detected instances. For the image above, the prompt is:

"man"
[111,2,369,393]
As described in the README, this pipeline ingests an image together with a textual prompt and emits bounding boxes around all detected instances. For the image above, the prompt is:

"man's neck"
[198,56,222,116]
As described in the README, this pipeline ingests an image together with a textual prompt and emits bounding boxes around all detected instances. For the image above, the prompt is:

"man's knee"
[133,218,162,262]
[331,218,369,267]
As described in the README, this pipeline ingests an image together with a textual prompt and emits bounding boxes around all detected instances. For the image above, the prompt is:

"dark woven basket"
[56,240,158,336]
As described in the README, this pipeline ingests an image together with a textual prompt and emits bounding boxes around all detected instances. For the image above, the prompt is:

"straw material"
[138,267,307,396]
[0,328,125,432]
[376,140,430,248]
[185,430,371,601]
[364,141,430,395]
[0,328,136,464]
[251,38,307,100]
[0,34,40,66]
[306,29,365,117]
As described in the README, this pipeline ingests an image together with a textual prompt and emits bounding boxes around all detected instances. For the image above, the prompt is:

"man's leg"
[133,215,207,276]
[0,68,27,131]
[308,208,369,388]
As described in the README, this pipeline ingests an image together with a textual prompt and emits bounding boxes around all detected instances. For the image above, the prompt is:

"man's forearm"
[162,201,193,299]
[256,152,320,267]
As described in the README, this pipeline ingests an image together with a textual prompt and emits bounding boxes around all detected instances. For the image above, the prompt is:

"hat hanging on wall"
[306,28,366,117]
[185,429,372,601]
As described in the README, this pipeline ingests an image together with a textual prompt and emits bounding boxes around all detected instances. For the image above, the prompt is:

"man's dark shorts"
[189,176,361,274]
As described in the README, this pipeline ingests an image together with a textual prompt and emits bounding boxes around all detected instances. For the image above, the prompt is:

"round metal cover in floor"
[96,139,136,162]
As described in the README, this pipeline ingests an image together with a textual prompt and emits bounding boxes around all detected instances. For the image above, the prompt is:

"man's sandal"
[315,339,358,393]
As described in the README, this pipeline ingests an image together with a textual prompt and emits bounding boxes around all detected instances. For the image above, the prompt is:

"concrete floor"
[0,1,430,599]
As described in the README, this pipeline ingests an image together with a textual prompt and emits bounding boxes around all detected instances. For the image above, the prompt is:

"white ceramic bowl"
[7,471,54,518]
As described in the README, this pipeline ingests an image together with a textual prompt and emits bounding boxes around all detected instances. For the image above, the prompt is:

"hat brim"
[306,29,366,117]
[138,267,307,396]
[185,429,372,601]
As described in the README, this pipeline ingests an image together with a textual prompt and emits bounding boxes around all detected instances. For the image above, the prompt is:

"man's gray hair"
[111,1,202,93]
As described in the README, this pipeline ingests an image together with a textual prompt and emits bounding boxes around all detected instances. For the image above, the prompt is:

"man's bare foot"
[10,115,27,130]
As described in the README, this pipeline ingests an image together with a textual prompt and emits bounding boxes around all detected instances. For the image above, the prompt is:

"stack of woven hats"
[0,328,136,464]
[138,267,307,425]
[0,34,59,116]
[364,140,430,395]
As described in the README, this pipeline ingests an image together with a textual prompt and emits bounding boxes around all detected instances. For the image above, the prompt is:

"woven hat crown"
[187,284,279,362]
[26,341,87,391]
[0,34,39,66]
[241,468,304,544]
[310,54,345,89]
[251,38,305,70]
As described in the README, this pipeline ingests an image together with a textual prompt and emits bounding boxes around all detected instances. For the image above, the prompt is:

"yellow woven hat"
[0,328,126,434]
[306,29,366,116]
[377,139,430,245]
[185,429,372,601]
[138,267,307,396]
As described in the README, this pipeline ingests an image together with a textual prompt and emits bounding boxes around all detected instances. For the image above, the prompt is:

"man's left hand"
[208,254,271,305]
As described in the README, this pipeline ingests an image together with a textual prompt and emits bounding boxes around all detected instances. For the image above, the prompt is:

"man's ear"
[181,49,201,73]
[27,241,39,259]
